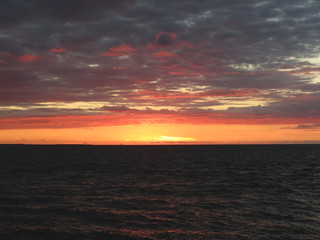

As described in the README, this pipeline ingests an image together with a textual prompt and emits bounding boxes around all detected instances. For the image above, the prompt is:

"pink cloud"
[100,44,137,56]
[132,79,148,83]
[153,51,177,58]
[168,71,203,76]
[49,48,68,53]
[112,66,125,69]
[17,54,39,62]
[179,41,194,49]
[1,107,318,130]
[1,52,12,56]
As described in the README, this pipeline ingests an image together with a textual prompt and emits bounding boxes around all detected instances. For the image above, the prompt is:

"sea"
[0,144,319,240]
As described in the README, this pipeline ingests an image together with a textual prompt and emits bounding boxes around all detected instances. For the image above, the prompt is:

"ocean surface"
[0,144,319,240]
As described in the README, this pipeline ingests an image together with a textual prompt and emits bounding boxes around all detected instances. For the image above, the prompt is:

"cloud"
[132,89,259,99]
[228,92,320,121]
[285,123,320,130]
[49,48,68,53]
[153,51,177,58]
[156,31,177,46]
[17,54,39,62]
[100,44,137,56]
[100,105,131,112]
[0,0,320,129]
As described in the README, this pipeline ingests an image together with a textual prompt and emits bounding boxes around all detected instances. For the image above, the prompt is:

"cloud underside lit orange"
[0,111,319,144]
[0,113,319,130]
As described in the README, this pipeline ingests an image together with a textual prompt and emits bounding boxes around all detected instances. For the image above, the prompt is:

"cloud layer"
[0,0,320,129]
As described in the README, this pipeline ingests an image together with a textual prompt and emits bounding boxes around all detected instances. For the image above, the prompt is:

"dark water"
[0,144,319,240]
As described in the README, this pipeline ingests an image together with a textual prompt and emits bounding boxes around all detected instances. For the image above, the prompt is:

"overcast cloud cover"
[0,0,320,129]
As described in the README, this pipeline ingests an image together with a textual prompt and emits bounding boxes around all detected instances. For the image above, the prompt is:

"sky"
[0,0,320,144]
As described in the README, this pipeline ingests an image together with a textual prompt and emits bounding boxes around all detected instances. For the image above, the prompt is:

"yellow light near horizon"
[125,135,196,143]
[158,136,196,142]
[0,123,319,145]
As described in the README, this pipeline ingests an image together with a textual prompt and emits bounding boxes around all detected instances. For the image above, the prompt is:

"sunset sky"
[1,0,320,144]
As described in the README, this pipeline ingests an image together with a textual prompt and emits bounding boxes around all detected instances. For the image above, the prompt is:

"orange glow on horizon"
[0,123,319,145]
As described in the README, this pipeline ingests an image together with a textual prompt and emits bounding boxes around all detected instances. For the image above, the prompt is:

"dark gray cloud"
[0,0,320,127]
[288,123,320,130]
